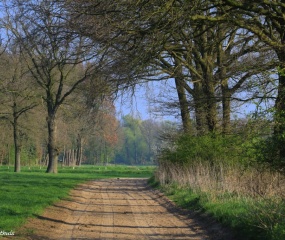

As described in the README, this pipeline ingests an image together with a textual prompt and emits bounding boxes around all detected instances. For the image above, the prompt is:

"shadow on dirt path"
[7,178,235,240]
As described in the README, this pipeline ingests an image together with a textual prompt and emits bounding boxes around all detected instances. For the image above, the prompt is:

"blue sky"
[114,78,268,123]
[115,81,181,122]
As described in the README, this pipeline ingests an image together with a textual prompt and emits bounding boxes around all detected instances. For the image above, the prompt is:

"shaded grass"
[0,165,155,233]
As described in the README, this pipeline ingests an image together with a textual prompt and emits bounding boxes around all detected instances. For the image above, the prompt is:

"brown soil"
[8,178,234,240]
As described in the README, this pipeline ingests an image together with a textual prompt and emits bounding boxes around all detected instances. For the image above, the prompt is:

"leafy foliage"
[114,115,162,165]
[159,133,246,166]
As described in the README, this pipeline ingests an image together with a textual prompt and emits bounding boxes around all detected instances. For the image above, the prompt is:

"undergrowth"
[154,133,285,240]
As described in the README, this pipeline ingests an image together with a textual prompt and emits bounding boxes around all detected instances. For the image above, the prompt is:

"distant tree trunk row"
[62,148,82,167]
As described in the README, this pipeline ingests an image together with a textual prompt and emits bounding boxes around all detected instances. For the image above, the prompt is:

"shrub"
[158,133,248,166]
[250,135,285,172]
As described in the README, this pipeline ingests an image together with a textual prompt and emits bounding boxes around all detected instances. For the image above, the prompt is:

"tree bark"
[221,84,231,135]
[13,117,21,173]
[193,82,208,135]
[203,74,217,132]
[46,113,58,173]
[175,76,192,134]
[274,52,285,162]
[173,57,192,134]
[76,135,83,166]
[217,35,231,135]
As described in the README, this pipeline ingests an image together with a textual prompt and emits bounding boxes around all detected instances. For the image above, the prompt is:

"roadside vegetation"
[0,165,155,233]
[151,122,285,240]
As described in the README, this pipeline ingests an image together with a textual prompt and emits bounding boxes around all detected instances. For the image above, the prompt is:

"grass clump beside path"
[0,165,155,234]
[149,176,285,240]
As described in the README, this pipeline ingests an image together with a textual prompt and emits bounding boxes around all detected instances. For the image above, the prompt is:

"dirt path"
[14,178,232,240]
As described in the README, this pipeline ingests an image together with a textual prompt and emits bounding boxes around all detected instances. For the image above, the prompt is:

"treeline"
[68,115,177,166]
[113,116,176,166]
[0,0,122,173]
[0,111,175,167]
[0,0,285,173]
[0,90,120,169]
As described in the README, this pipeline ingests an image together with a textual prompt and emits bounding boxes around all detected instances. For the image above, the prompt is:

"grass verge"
[148,176,285,240]
[0,165,155,234]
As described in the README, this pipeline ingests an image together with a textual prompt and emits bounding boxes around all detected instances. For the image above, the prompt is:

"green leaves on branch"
[277,66,285,77]
[159,133,245,165]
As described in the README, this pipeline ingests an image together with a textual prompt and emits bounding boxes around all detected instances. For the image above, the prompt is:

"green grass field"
[0,165,155,234]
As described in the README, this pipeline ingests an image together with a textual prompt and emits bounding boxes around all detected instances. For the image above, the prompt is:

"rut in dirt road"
[17,178,232,240]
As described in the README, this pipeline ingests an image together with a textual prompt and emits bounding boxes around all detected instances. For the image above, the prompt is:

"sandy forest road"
[15,178,232,240]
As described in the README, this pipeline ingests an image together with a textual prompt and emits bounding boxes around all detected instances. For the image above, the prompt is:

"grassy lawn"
[0,165,155,234]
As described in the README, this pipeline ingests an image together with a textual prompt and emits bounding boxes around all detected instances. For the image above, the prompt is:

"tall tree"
[0,49,37,172]
[2,0,106,173]
[212,0,285,160]
[59,86,119,166]
[67,0,276,136]
[136,1,274,135]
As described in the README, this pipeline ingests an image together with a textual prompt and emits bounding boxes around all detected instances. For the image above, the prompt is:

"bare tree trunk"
[0,150,3,166]
[72,149,76,167]
[193,83,208,135]
[217,37,231,135]
[12,100,22,173]
[274,53,285,163]
[222,84,231,135]
[175,77,192,134]
[66,150,71,166]
[13,117,21,173]
[62,146,66,166]
[76,135,83,166]
[46,112,58,173]
[173,57,192,134]
[7,143,10,167]
[204,75,217,133]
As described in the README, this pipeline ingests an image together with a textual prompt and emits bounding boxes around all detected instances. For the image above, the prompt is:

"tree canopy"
[0,0,285,171]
